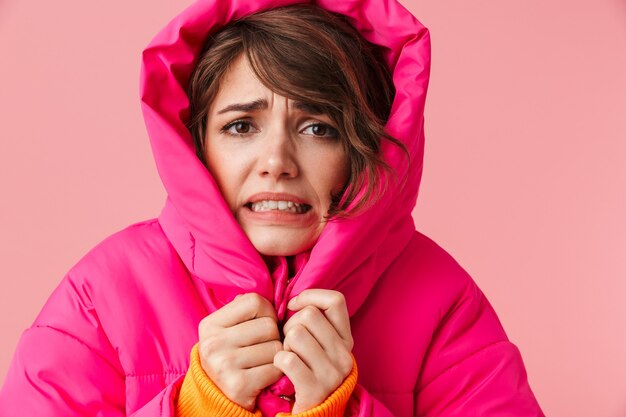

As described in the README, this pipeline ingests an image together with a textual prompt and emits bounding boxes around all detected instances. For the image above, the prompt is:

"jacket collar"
[142,0,431,316]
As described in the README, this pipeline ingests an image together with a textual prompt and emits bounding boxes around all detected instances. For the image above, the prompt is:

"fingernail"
[287,297,297,310]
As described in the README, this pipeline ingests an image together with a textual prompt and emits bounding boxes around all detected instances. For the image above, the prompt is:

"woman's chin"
[246,227,319,257]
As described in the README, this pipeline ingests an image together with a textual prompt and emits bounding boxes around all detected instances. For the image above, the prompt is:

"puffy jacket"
[0,0,545,416]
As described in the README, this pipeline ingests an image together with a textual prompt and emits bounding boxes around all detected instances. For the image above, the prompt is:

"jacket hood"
[140,0,430,317]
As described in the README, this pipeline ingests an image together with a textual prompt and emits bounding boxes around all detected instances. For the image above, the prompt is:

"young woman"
[0,0,545,416]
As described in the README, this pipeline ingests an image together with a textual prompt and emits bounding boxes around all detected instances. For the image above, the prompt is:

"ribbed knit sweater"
[175,343,358,417]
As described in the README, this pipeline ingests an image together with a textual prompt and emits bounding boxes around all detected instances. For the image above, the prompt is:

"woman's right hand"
[197,293,284,411]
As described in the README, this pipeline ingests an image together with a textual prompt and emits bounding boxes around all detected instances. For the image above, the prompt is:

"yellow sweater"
[176,343,358,417]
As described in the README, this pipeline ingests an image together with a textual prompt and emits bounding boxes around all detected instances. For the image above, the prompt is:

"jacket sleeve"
[340,280,545,417]
[411,280,545,417]
[342,385,396,417]
[0,271,185,416]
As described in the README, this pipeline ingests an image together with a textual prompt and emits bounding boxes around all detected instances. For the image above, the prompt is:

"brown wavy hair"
[186,4,409,219]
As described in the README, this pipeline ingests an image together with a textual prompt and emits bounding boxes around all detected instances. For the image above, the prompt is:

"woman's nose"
[257,126,299,180]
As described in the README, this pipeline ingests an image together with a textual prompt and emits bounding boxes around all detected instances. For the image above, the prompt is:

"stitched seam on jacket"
[126,371,187,378]
[414,340,511,395]
[190,230,196,272]
[366,389,413,395]
[30,324,124,378]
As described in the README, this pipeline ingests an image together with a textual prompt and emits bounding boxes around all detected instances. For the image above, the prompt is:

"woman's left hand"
[275,289,354,414]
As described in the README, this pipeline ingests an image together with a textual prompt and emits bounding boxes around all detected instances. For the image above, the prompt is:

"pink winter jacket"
[0,0,545,416]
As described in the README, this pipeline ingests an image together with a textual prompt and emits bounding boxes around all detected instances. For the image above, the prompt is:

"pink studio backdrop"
[1,0,625,416]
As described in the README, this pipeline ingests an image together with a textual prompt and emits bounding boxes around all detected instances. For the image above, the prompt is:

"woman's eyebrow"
[217,99,267,114]
[292,101,324,115]
[216,99,324,115]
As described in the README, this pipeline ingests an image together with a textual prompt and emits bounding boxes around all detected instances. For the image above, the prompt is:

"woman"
[0,0,545,416]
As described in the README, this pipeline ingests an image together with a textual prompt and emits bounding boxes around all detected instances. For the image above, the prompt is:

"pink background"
[1,1,625,415]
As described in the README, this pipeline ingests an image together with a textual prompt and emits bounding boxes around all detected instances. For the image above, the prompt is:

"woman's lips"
[247,200,311,214]
[241,204,317,226]
[240,191,317,226]
[246,192,310,206]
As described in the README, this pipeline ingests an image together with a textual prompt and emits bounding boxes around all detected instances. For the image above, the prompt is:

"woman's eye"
[222,120,254,135]
[301,123,338,138]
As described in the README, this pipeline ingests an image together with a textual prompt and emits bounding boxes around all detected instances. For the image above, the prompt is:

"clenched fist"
[275,289,354,414]
[197,293,284,411]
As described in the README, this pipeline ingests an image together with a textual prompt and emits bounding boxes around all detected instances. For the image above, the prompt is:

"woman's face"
[204,55,350,256]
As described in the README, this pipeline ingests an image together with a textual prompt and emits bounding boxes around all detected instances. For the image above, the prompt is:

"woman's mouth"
[245,200,312,214]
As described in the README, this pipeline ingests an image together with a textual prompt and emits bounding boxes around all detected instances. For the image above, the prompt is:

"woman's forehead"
[210,56,327,116]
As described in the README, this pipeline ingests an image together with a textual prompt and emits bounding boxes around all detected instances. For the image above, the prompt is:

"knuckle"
[198,339,210,358]
[282,318,294,334]
[301,306,319,322]
[285,324,305,344]
[270,364,284,380]
[222,376,244,400]
[242,399,255,411]
[204,351,229,374]
[260,316,278,337]
[273,351,284,367]
[331,291,346,307]
[276,350,298,369]
[284,352,299,367]
[244,293,265,311]
[199,337,220,357]
[283,330,294,348]
[338,352,353,375]
[198,349,210,372]
[198,316,212,339]
[239,370,257,390]
[218,350,237,368]
[327,369,343,389]
[345,336,354,351]
[271,340,283,355]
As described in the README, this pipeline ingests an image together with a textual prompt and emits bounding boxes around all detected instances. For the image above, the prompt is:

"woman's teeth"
[249,200,309,213]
